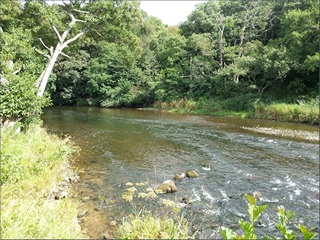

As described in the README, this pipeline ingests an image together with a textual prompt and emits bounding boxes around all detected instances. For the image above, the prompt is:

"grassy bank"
[0,124,85,239]
[153,97,319,124]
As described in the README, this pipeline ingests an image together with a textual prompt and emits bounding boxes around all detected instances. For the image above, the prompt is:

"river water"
[42,106,319,239]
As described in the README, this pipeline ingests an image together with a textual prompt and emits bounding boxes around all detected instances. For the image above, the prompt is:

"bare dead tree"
[34,5,88,96]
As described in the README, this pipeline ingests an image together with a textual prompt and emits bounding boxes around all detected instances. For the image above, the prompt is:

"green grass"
[152,97,319,124]
[253,98,319,124]
[0,124,85,239]
[120,212,190,239]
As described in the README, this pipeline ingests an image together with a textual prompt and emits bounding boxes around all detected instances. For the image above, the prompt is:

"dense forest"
[1,0,319,127]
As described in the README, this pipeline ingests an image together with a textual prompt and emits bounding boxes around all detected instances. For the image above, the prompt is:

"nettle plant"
[220,192,317,240]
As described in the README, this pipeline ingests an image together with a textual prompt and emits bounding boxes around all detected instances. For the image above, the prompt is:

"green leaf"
[239,219,253,234]
[299,224,317,240]
[284,231,297,240]
[285,210,295,222]
[253,205,268,221]
[276,223,287,235]
[246,194,256,205]
[220,227,237,240]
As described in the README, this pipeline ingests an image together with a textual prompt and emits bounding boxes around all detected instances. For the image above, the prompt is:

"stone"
[82,196,91,202]
[173,173,185,181]
[155,180,177,194]
[77,210,88,218]
[110,221,117,226]
[186,170,199,178]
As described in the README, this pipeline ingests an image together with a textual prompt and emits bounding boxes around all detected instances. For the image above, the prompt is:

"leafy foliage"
[220,193,317,240]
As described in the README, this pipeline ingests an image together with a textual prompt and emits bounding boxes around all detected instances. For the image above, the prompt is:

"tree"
[237,40,290,99]
[150,26,187,101]
[84,42,141,107]
[275,0,319,96]
[0,24,50,127]
[33,2,88,96]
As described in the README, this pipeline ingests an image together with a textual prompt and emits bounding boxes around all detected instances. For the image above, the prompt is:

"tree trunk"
[37,43,62,96]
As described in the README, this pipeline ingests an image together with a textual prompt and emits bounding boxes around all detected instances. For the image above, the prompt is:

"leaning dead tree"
[34,5,88,96]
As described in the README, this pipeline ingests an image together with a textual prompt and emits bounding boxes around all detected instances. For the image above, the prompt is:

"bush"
[0,78,51,128]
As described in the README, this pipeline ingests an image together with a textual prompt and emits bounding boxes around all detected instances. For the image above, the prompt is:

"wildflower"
[253,191,261,199]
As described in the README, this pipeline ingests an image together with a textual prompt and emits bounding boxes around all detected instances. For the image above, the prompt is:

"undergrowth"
[0,124,85,239]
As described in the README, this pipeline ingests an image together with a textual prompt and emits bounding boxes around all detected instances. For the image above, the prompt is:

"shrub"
[0,78,51,128]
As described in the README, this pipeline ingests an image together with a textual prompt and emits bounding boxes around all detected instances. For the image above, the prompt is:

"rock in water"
[173,173,186,180]
[155,180,178,194]
[186,170,199,178]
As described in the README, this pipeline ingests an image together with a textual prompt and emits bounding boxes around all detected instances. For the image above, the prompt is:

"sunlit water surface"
[42,106,319,239]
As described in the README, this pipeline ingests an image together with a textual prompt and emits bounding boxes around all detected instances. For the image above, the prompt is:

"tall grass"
[118,181,192,239]
[153,98,197,112]
[254,98,319,124]
[153,97,319,124]
[120,212,190,239]
[0,125,85,239]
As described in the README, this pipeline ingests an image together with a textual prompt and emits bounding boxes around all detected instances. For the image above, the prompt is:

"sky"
[36,0,204,26]
[140,1,205,26]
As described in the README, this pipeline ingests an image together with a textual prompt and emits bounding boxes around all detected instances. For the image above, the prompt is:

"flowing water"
[42,106,319,239]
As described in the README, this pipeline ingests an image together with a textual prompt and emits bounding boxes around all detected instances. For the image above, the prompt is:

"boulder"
[155,180,177,194]
[186,170,199,178]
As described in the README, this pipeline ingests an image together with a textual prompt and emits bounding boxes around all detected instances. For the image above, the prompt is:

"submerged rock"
[155,180,177,194]
[186,170,199,178]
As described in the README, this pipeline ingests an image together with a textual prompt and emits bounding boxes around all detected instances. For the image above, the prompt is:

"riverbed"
[42,106,319,239]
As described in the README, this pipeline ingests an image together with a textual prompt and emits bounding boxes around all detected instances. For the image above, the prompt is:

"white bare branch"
[72,8,89,14]
[52,25,63,43]
[50,46,54,56]
[34,47,50,59]
[39,38,51,52]
[62,29,87,49]
[60,51,71,59]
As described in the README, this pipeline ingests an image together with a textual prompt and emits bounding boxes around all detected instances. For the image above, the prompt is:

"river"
[42,106,319,239]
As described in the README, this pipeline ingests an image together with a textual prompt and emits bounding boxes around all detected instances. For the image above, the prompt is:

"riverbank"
[0,124,86,239]
[152,97,320,125]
